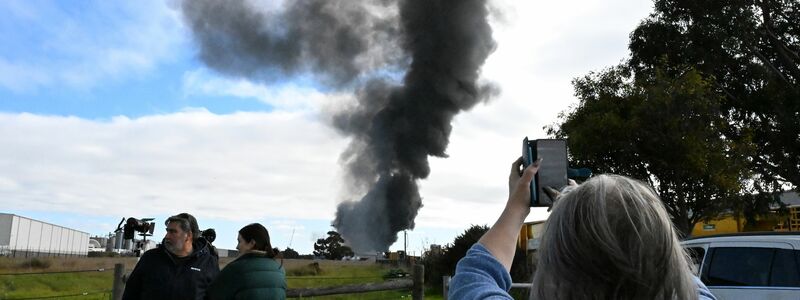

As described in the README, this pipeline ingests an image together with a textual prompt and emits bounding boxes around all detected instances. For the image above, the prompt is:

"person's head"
[237,223,275,257]
[531,174,697,299]
[163,213,200,257]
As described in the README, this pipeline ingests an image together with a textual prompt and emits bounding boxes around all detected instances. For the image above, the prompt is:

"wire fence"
[0,269,108,276]
[0,246,86,258]
[3,290,111,300]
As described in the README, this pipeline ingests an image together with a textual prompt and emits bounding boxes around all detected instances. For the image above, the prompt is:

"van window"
[706,247,773,286]
[770,249,800,287]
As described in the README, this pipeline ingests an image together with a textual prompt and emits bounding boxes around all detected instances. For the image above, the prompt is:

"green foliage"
[509,247,530,285]
[282,247,301,259]
[553,0,800,231]
[88,251,120,258]
[285,262,322,276]
[552,64,749,234]
[18,258,52,269]
[382,268,410,279]
[313,231,355,260]
[628,0,800,189]
[420,246,446,291]
[421,225,489,291]
[444,225,490,272]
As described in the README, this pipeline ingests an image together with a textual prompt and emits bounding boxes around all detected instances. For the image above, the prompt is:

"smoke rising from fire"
[181,0,496,252]
[181,0,400,86]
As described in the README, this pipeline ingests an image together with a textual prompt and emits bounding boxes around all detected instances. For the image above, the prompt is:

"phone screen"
[534,139,568,206]
[523,138,568,206]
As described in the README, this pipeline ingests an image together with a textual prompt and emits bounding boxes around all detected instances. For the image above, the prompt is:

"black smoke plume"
[181,0,400,86]
[181,0,496,253]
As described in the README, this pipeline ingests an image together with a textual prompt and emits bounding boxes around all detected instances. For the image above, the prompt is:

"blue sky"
[0,0,278,119]
[0,0,654,255]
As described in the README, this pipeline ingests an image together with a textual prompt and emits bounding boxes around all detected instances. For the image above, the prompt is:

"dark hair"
[166,213,200,241]
[239,223,275,258]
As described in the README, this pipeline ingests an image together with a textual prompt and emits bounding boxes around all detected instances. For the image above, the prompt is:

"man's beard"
[165,239,186,255]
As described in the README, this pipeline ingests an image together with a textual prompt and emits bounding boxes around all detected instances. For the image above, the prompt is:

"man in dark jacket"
[122,213,220,300]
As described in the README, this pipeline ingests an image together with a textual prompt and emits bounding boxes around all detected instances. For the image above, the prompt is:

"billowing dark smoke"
[180,0,496,253]
[180,0,401,86]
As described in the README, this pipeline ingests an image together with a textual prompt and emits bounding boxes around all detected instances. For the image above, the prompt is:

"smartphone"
[522,137,568,207]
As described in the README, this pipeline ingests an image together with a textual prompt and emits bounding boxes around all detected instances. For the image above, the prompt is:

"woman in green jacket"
[207,223,287,300]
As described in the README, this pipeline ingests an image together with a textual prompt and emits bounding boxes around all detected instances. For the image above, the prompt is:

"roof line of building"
[0,213,90,235]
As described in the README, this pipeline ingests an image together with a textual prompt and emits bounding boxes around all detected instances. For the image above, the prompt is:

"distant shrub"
[88,251,119,258]
[282,247,300,259]
[383,268,410,279]
[18,257,51,269]
[286,262,322,276]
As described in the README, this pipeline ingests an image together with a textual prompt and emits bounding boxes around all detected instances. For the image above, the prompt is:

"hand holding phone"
[522,137,569,207]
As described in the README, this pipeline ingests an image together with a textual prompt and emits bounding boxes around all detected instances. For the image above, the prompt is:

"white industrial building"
[0,213,89,257]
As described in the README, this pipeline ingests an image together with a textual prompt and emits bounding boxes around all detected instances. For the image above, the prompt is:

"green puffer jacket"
[206,251,287,300]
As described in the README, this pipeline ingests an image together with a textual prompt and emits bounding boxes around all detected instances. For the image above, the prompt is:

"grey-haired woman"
[448,157,716,299]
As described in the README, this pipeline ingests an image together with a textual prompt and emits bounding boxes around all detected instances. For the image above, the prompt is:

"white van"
[682,233,800,300]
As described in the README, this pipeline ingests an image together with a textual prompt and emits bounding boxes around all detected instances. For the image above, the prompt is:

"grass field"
[0,256,445,300]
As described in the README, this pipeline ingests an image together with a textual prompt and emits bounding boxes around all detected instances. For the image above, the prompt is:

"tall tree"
[551,65,749,235]
[628,0,800,188]
[313,231,354,260]
[421,225,489,290]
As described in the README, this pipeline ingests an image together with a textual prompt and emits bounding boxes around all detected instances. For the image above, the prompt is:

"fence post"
[112,263,125,300]
[442,275,451,300]
[412,264,424,300]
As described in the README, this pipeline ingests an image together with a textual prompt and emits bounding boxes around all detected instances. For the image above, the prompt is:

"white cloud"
[0,110,348,223]
[181,68,354,112]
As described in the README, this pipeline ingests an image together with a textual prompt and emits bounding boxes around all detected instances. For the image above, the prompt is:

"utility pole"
[404,230,408,262]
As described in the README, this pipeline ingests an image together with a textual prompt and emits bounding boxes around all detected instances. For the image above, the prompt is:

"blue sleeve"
[448,243,714,300]
[448,243,515,300]
[695,276,717,300]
